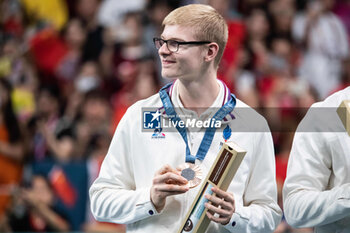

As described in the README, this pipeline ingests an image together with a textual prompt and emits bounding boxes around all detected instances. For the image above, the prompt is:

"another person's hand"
[21,189,41,207]
[37,120,50,139]
[150,164,189,212]
[307,1,323,21]
[205,187,235,225]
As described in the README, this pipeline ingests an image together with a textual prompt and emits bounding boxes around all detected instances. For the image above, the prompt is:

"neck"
[177,72,220,115]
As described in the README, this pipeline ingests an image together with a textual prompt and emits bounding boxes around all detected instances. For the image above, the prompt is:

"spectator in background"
[334,0,350,37]
[6,175,70,232]
[335,58,350,92]
[225,45,259,107]
[59,61,104,142]
[292,0,349,99]
[0,0,24,38]
[56,18,87,89]
[76,0,111,64]
[268,0,295,37]
[245,8,271,75]
[74,61,102,95]
[38,121,75,164]
[0,78,25,218]
[108,11,152,92]
[238,0,267,16]
[111,57,159,129]
[0,35,38,124]
[26,83,88,232]
[97,0,146,29]
[28,85,62,162]
[29,28,68,83]
[74,91,111,159]
[0,35,24,82]
[21,0,68,30]
[208,0,241,19]
[31,129,88,231]
[59,61,105,141]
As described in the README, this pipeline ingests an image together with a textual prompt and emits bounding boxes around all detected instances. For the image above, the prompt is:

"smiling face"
[158,25,208,81]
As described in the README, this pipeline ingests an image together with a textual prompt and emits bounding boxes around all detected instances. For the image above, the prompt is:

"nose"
[158,42,171,56]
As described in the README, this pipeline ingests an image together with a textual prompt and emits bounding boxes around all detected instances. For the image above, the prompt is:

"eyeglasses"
[153,37,211,52]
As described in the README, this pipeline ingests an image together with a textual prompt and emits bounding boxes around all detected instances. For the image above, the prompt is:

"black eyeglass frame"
[153,37,211,52]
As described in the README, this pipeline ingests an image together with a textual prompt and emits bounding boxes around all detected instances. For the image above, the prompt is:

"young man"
[90,4,281,232]
[283,87,350,232]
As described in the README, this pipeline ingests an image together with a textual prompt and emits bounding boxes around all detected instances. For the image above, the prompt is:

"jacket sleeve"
[224,131,282,232]
[283,130,350,228]
[89,108,159,224]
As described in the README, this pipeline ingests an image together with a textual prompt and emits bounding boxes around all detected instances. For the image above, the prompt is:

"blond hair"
[162,4,228,67]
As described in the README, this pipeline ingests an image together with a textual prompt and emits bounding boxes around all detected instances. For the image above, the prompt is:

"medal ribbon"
[159,82,236,163]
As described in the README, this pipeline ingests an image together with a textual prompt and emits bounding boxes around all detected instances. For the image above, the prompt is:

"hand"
[307,1,323,21]
[150,164,189,212]
[37,120,50,139]
[21,189,41,207]
[205,187,235,225]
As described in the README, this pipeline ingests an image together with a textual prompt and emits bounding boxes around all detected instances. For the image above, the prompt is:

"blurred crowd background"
[0,0,349,232]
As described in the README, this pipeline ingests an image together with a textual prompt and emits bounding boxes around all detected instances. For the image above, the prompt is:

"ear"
[204,42,219,63]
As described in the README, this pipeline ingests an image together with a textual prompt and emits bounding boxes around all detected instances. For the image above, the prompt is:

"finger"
[157,164,181,176]
[212,187,234,202]
[164,173,187,185]
[154,172,188,185]
[205,202,231,218]
[205,194,233,210]
[159,190,189,197]
[216,189,234,201]
[206,210,230,224]
[206,200,217,216]
[207,208,215,216]
[155,183,189,193]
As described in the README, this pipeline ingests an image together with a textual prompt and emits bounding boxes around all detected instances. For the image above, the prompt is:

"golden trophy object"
[178,142,246,233]
[337,100,350,136]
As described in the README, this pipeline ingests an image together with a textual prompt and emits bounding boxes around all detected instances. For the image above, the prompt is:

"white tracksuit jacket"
[90,80,282,232]
[283,86,350,233]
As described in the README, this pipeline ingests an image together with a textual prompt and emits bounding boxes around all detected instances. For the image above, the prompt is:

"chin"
[161,70,178,80]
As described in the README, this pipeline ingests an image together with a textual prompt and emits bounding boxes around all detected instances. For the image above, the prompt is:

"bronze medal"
[178,163,202,188]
